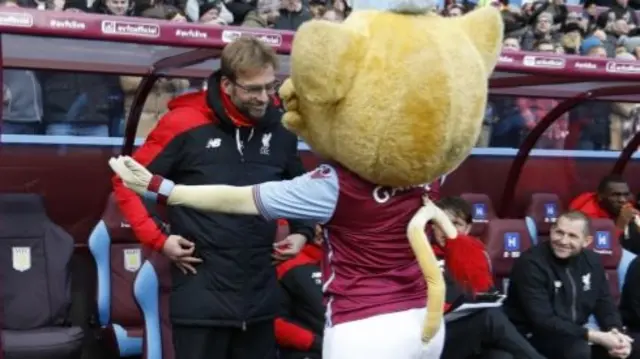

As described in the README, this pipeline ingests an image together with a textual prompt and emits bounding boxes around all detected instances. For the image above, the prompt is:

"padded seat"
[135,252,174,359]
[0,194,84,359]
[88,193,145,357]
[587,219,622,303]
[459,193,496,238]
[482,219,533,294]
[4,327,84,359]
[525,193,562,245]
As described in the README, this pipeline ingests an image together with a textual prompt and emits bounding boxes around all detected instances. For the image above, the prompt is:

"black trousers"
[529,335,615,359]
[442,308,546,359]
[629,331,640,359]
[172,320,276,359]
[278,350,321,359]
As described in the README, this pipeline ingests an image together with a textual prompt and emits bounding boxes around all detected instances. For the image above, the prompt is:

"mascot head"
[278,1,503,187]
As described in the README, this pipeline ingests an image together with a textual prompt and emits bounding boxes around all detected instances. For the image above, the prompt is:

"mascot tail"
[407,200,457,343]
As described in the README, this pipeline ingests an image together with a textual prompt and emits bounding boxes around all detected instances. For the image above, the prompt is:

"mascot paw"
[282,111,305,133]
[279,79,306,133]
[279,79,299,112]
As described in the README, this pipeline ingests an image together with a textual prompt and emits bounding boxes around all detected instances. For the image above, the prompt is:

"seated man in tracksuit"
[433,197,546,359]
[504,210,633,359]
[275,226,324,359]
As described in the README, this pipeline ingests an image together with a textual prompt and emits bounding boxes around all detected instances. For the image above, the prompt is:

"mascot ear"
[291,21,366,104]
[453,6,504,76]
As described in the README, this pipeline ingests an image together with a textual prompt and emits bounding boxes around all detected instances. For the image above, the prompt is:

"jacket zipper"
[566,267,577,322]
[242,321,247,331]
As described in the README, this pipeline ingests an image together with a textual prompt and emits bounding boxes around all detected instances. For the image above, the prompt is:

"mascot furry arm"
[109,155,457,342]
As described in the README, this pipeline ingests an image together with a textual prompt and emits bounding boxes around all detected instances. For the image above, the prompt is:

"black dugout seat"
[0,194,83,359]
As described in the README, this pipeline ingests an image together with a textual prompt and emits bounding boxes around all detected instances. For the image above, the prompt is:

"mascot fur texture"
[279,3,503,342]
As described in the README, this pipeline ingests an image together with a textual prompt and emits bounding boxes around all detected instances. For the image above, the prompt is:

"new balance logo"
[206,138,221,149]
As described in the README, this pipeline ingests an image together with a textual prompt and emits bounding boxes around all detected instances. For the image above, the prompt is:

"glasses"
[232,79,280,96]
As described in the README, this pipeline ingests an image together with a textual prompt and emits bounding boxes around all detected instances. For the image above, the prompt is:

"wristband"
[144,175,175,205]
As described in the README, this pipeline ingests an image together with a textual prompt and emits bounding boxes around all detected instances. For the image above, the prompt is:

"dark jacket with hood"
[112,73,314,326]
[504,241,622,339]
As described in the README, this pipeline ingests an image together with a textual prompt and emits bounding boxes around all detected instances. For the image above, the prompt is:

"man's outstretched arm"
[110,156,339,223]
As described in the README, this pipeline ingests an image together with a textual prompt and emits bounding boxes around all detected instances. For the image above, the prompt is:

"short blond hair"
[220,36,279,81]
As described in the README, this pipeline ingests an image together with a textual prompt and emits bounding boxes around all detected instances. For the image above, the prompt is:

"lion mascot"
[109,0,503,357]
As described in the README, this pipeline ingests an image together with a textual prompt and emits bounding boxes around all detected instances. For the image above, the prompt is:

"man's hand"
[608,338,632,359]
[608,329,634,358]
[162,235,203,275]
[616,203,640,230]
[272,233,306,263]
[589,329,625,350]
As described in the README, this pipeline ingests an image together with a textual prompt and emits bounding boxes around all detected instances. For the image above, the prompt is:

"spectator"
[275,224,324,359]
[196,0,234,25]
[274,0,312,31]
[564,38,612,151]
[322,8,342,21]
[610,0,639,25]
[0,0,43,137]
[560,22,584,54]
[522,12,562,50]
[504,211,633,359]
[620,255,640,359]
[2,70,43,135]
[609,53,640,151]
[112,36,314,359]
[622,34,640,57]
[516,40,569,149]
[433,197,546,359]
[91,0,133,16]
[488,38,527,149]
[308,1,326,18]
[570,175,640,254]
[241,0,280,28]
[118,6,191,138]
[329,0,349,18]
[63,0,88,11]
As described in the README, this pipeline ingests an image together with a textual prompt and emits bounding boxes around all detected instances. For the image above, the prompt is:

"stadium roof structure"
[2,7,640,216]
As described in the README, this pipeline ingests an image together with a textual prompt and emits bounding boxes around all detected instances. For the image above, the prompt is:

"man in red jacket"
[112,37,314,359]
[570,174,640,254]
[275,225,324,359]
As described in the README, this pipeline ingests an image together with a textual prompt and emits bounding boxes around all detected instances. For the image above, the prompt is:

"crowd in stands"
[480,0,640,150]
[5,0,640,150]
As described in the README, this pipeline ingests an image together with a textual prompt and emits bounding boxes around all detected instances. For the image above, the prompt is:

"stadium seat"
[587,219,623,304]
[525,193,562,245]
[459,193,496,238]
[619,249,637,291]
[482,219,533,294]
[135,250,173,359]
[0,194,84,359]
[88,193,145,357]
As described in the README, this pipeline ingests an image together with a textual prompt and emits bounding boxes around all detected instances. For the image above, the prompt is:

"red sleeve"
[274,317,315,351]
[444,235,494,294]
[112,108,210,251]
